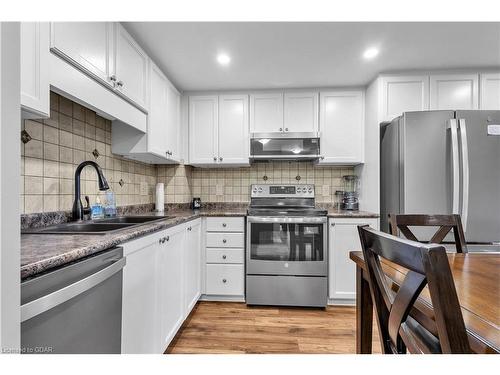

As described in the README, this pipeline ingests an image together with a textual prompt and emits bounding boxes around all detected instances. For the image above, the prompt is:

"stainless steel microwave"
[250,132,321,161]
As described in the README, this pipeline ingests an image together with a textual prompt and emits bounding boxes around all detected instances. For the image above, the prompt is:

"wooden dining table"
[349,251,500,354]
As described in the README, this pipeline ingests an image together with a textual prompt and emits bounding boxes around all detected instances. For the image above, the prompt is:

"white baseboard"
[328,298,356,306]
[200,294,246,303]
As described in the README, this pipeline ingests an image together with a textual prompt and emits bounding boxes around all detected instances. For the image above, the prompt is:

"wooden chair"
[357,225,471,354]
[388,214,468,253]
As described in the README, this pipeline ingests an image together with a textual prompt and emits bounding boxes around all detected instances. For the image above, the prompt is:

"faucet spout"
[72,161,109,221]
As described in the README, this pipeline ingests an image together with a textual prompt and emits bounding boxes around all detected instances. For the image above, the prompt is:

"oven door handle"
[247,216,327,224]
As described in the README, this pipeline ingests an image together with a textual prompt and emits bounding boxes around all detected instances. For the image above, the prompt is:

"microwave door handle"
[447,119,460,214]
[458,119,470,231]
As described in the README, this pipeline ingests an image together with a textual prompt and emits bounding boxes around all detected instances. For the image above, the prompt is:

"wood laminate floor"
[166,302,381,354]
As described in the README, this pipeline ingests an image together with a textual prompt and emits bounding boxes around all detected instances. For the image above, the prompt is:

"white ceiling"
[123,22,500,92]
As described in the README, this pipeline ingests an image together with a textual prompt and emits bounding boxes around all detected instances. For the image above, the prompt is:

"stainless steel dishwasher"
[21,247,125,354]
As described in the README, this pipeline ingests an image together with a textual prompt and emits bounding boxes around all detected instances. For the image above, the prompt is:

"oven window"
[250,223,324,261]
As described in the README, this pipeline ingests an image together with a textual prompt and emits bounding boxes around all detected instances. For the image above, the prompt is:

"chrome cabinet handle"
[222,239,227,244]
[219,157,223,161]
[187,226,192,231]
[159,238,164,244]
[213,156,217,161]
[109,75,117,82]
[222,279,227,283]
[222,255,227,259]
[285,128,288,131]
[222,223,227,227]
[165,236,170,242]
[117,81,124,88]
[279,127,283,131]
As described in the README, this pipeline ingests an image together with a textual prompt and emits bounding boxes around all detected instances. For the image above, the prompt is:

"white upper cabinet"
[381,75,429,121]
[284,92,319,133]
[21,22,50,119]
[480,72,500,110]
[50,22,114,86]
[165,83,181,161]
[218,95,249,165]
[318,91,364,165]
[430,73,479,110]
[249,92,284,133]
[114,24,148,110]
[147,61,169,157]
[189,96,219,164]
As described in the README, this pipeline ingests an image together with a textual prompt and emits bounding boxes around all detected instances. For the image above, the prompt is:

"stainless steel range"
[246,184,328,307]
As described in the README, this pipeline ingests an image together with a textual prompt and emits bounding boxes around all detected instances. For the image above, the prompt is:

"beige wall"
[21,92,157,214]
[21,93,353,214]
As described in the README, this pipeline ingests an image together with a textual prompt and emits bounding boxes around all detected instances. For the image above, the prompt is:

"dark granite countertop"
[21,206,378,280]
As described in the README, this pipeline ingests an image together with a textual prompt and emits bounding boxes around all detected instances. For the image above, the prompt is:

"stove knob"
[258,187,263,192]
[308,187,313,192]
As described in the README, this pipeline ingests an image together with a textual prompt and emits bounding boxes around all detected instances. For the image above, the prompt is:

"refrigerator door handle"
[458,119,470,232]
[447,119,460,215]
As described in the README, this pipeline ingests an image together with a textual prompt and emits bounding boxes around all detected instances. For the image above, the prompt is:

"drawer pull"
[222,279,227,283]
[222,255,227,259]
[165,236,170,242]
[222,223,227,227]
[222,239,227,244]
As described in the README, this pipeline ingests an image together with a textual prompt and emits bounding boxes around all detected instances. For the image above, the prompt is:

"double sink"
[23,215,172,235]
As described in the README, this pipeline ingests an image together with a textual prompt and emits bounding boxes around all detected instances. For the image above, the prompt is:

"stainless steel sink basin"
[98,216,172,224]
[22,215,172,235]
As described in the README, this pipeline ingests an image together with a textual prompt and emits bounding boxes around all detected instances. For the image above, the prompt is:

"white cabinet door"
[50,22,114,86]
[159,226,185,352]
[166,83,181,161]
[249,92,284,133]
[381,75,429,121]
[184,220,201,315]
[319,91,364,165]
[189,96,218,164]
[114,24,148,109]
[328,218,378,303]
[430,74,479,110]
[21,22,49,118]
[284,91,318,133]
[121,233,162,354]
[480,72,500,110]
[147,61,168,157]
[218,94,249,165]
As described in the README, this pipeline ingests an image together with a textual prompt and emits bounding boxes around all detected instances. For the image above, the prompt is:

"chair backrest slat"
[388,214,468,253]
[358,225,471,354]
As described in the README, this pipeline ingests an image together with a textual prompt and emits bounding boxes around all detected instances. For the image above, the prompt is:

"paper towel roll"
[155,183,164,212]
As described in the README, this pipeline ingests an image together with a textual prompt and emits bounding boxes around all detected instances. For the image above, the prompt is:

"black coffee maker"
[191,197,201,210]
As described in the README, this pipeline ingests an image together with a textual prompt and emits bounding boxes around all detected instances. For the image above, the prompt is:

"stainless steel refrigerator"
[380,110,500,251]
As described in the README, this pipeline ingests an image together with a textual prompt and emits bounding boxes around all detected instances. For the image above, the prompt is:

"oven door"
[247,216,327,276]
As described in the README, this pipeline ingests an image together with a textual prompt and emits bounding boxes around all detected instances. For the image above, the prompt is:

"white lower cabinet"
[328,217,379,304]
[184,220,202,314]
[158,224,185,352]
[203,216,245,300]
[206,264,245,295]
[121,218,202,354]
[121,231,162,354]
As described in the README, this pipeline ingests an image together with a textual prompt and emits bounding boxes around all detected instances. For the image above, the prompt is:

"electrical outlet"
[322,185,330,197]
[216,184,223,196]
[140,182,148,196]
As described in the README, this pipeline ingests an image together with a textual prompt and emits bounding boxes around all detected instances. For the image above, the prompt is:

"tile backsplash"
[21,92,157,214]
[20,93,353,214]
[190,162,353,203]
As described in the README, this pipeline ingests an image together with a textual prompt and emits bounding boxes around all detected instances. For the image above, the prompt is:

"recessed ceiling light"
[217,53,231,66]
[363,47,379,60]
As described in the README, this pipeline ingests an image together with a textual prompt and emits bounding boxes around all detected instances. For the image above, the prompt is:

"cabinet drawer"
[206,248,244,264]
[206,264,244,295]
[206,232,244,248]
[206,217,245,232]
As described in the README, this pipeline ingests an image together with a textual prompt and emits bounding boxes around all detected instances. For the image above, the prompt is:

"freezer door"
[401,111,456,215]
[456,110,500,243]
[380,118,401,233]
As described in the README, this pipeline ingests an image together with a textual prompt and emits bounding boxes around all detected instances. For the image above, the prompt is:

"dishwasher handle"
[21,257,126,323]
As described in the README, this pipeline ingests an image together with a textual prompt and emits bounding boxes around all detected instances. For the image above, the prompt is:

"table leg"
[356,265,373,354]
